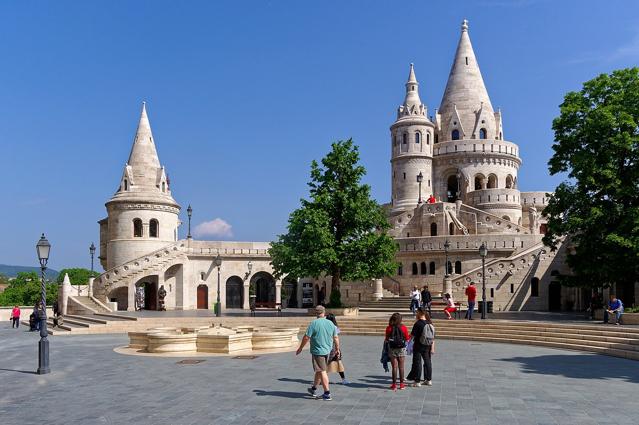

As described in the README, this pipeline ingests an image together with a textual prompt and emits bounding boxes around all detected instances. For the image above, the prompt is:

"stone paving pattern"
[1,322,638,425]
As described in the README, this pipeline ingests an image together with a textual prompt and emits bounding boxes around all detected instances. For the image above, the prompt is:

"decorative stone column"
[127,284,136,311]
[275,280,282,306]
[443,276,453,297]
[243,282,250,310]
[60,273,71,315]
[372,278,384,300]
[88,277,94,298]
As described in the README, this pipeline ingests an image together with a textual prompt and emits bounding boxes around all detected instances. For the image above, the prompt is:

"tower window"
[415,132,420,144]
[465,57,468,65]
[124,179,128,191]
[426,133,430,145]
[479,128,487,139]
[452,129,460,140]
[430,222,437,236]
[133,218,143,238]
[149,219,159,238]
[490,288,494,298]
[403,173,406,180]
[161,182,166,192]
[402,133,407,144]
[429,261,435,275]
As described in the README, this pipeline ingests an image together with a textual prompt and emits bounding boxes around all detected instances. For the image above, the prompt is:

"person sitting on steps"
[443,293,457,320]
[603,294,624,325]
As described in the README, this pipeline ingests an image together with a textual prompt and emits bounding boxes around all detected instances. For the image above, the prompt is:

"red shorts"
[444,307,457,313]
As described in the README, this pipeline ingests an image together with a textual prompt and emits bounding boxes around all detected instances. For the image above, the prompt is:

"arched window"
[124,179,128,191]
[479,128,487,139]
[447,175,459,202]
[149,219,159,238]
[449,223,455,235]
[161,182,166,192]
[499,132,503,140]
[402,133,407,145]
[429,262,435,275]
[474,174,485,191]
[434,134,439,144]
[487,174,497,189]
[133,218,143,238]
[415,132,421,144]
[412,262,418,275]
[505,175,514,189]
[426,133,430,145]
[420,262,427,275]
[454,261,462,274]
[446,261,452,275]
[430,222,437,236]
[531,277,539,297]
[451,129,460,140]
[398,264,403,276]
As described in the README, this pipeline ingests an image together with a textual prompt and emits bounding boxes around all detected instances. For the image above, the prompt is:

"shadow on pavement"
[253,389,311,399]
[0,368,37,375]
[498,354,639,382]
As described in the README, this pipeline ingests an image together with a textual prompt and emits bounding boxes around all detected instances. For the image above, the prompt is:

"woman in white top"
[443,293,457,320]
[410,286,421,315]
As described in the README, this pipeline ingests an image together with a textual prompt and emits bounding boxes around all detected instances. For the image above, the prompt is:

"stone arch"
[197,284,209,309]
[149,219,159,238]
[454,260,462,274]
[134,275,159,311]
[474,174,485,191]
[250,271,276,308]
[505,175,514,189]
[430,222,438,236]
[133,218,143,237]
[429,261,436,275]
[225,276,243,308]
[487,174,498,189]
[420,262,427,275]
[411,262,418,275]
[447,174,459,202]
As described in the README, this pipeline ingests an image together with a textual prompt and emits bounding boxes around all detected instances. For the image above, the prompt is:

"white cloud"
[193,218,233,238]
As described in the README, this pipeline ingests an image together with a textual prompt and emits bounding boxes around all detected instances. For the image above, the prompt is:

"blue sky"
[2,0,638,270]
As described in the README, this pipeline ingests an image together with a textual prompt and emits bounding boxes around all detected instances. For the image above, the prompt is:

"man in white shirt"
[410,286,421,315]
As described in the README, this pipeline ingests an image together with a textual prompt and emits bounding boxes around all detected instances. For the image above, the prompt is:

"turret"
[99,103,181,270]
[390,64,435,214]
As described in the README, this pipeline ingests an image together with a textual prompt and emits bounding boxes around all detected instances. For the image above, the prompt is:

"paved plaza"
[1,323,638,425]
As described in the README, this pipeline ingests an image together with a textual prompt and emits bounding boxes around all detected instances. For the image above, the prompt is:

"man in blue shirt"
[604,294,624,325]
[296,305,339,400]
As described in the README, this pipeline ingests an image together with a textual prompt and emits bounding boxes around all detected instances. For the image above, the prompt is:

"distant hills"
[0,264,60,280]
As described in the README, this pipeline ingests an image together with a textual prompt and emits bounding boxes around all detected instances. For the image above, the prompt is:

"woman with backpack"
[325,313,349,385]
[407,308,435,387]
[384,312,410,390]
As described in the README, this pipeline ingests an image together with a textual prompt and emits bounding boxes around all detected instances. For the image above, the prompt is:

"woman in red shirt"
[11,305,20,329]
[384,312,411,390]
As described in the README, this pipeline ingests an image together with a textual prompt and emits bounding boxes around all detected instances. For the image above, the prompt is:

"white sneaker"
[413,381,421,387]
[425,380,432,386]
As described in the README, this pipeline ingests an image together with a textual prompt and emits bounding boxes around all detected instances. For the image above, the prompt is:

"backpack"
[419,323,435,346]
[388,325,406,349]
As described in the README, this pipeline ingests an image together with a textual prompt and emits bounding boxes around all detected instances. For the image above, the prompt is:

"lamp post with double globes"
[417,172,424,204]
[215,254,222,317]
[479,242,488,319]
[36,234,51,375]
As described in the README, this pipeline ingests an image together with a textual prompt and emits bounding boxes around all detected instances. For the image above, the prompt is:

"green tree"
[56,268,100,287]
[0,271,58,306]
[269,139,397,307]
[543,68,639,291]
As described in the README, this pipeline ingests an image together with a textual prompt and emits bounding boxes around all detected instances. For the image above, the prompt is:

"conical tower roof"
[395,63,429,121]
[107,103,179,208]
[438,20,495,140]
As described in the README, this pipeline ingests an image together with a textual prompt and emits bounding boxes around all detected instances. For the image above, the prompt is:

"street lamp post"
[187,205,193,239]
[417,172,424,204]
[444,239,451,277]
[479,242,488,320]
[89,242,96,273]
[215,254,222,317]
[36,234,51,375]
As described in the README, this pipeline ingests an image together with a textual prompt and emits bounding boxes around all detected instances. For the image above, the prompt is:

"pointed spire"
[407,63,417,84]
[127,101,160,169]
[398,63,426,118]
[438,20,496,140]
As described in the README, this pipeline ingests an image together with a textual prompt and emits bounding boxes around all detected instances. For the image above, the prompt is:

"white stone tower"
[99,103,181,270]
[433,20,522,224]
[390,64,436,214]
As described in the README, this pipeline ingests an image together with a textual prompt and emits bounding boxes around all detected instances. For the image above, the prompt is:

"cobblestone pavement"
[1,322,638,425]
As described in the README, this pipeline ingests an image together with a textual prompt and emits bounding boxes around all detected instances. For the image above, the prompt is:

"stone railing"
[434,139,520,159]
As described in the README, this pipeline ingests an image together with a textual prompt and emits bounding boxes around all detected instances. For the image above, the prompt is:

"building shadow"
[498,354,639,382]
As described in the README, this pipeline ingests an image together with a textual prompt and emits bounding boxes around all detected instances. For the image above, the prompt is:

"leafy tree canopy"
[269,140,397,304]
[56,268,100,287]
[543,68,639,289]
[0,271,58,306]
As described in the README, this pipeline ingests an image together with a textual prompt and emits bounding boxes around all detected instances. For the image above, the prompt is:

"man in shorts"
[296,305,339,400]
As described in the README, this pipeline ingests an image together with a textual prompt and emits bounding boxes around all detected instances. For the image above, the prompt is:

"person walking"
[32,302,42,331]
[407,308,435,387]
[10,305,20,329]
[464,282,477,320]
[296,305,339,400]
[325,313,348,385]
[385,312,410,390]
[443,293,457,320]
[421,285,432,317]
[410,286,421,315]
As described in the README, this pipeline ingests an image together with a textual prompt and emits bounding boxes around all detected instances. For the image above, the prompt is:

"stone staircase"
[68,296,112,315]
[335,317,639,361]
[358,296,446,314]
[93,241,187,300]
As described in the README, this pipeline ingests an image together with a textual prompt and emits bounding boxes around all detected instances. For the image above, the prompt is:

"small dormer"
[119,164,134,192]
[472,102,494,140]
[448,105,465,141]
